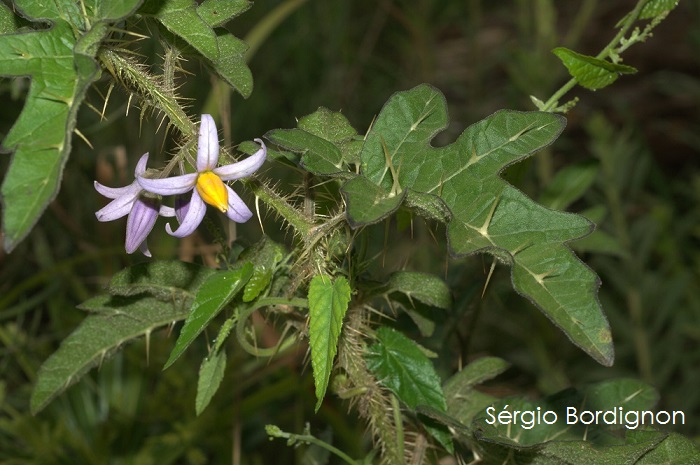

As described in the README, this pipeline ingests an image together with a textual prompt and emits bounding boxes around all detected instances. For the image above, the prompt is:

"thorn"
[482,258,497,298]
[478,196,500,238]
[145,329,151,366]
[74,128,93,149]
[101,83,114,121]
[126,93,133,117]
[255,195,265,235]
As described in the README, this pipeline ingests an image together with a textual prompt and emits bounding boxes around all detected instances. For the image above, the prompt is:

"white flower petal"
[94,180,139,199]
[165,190,207,237]
[224,185,253,223]
[214,139,267,181]
[138,173,197,195]
[197,114,220,171]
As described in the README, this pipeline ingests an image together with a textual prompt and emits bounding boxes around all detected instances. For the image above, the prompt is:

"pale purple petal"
[159,205,176,217]
[135,152,150,175]
[139,241,152,258]
[95,185,140,221]
[94,180,139,199]
[224,185,253,223]
[125,197,159,254]
[214,139,267,181]
[173,194,190,224]
[197,114,219,172]
[165,190,207,237]
[137,173,197,195]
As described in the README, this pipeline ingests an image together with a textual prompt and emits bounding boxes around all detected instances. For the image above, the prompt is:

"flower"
[95,153,175,257]
[137,114,266,237]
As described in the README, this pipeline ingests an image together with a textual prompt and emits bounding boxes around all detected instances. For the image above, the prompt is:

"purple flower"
[94,153,174,257]
[137,114,266,237]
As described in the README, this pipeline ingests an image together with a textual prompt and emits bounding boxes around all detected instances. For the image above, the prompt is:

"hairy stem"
[337,308,402,464]
[98,48,195,135]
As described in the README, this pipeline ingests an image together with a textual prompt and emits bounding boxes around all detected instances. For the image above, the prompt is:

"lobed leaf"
[553,47,637,90]
[0,0,142,252]
[307,275,351,411]
[342,84,613,366]
[164,263,253,369]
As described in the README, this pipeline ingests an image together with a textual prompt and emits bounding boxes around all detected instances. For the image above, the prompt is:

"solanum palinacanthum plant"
[1,0,695,463]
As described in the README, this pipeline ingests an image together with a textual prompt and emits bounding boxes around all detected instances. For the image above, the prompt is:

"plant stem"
[390,393,405,462]
[266,425,359,465]
[243,179,314,237]
[541,0,651,111]
[98,48,195,136]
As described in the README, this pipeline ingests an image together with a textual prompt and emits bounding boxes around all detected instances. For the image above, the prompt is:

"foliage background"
[1,0,699,463]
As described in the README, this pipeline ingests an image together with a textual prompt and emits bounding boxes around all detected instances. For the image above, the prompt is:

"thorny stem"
[242,179,314,237]
[98,48,195,136]
[541,0,652,112]
[391,393,405,461]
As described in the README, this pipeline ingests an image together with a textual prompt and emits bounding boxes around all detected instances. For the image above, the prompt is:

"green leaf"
[307,275,351,411]
[553,47,637,90]
[471,379,670,465]
[342,174,406,226]
[366,328,445,406]
[445,357,510,392]
[539,161,598,210]
[109,260,217,300]
[404,190,452,223]
[266,108,360,176]
[164,263,253,369]
[31,294,190,414]
[636,432,700,464]
[472,379,661,457]
[0,2,17,34]
[442,358,509,432]
[266,128,346,176]
[195,350,227,415]
[242,266,272,302]
[197,0,251,27]
[366,327,451,452]
[237,235,286,301]
[298,106,358,143]
[343,84,613,366]
[385,271,452,309]
[140,0,252,97]
[0,0,142,252]
[639,0,679,19]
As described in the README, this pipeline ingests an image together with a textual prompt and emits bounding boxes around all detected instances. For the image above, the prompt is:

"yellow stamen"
[196,171,228,212]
